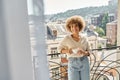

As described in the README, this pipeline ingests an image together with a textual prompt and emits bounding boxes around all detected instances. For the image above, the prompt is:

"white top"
[58,34,91,59]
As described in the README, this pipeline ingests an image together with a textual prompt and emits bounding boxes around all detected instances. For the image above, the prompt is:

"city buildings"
[91,13,116,27]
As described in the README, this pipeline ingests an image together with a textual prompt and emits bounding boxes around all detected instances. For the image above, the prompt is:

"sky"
[44,0,109,15]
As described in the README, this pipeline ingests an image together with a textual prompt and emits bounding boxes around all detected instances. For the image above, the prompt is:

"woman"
[58,15,91,80]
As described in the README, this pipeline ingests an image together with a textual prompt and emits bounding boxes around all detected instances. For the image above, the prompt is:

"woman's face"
[70,24,80,34]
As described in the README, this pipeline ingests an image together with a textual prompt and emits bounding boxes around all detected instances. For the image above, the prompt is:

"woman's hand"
[61,48,73,54]
[77,48,84,56]
[84,51,90,56]
[77,48,90,56]
[68,48,73,54]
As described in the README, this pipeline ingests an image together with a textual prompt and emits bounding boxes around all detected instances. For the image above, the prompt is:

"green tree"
[101,13,109,35]
[95,27,105,37]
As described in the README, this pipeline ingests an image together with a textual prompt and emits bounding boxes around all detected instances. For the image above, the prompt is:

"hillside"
[45,4,117,21]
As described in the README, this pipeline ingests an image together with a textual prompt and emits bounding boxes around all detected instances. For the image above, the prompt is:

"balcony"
[46,46,120,80]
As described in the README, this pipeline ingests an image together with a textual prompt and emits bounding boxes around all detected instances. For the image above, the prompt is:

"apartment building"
[106,20,117,45]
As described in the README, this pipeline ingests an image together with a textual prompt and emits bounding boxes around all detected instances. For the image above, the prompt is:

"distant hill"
[45,3,117,21]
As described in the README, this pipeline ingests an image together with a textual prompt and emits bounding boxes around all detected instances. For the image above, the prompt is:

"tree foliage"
[95,27,105,37]
[100,13,109,35]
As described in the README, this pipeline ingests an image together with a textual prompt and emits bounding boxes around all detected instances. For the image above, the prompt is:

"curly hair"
[65,15,85,32]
